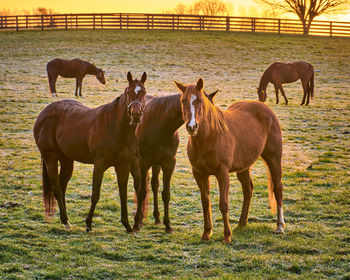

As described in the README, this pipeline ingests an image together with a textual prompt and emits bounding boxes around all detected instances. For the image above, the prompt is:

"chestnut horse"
[176,78,285,243]
[47,58,106,97]
[132,90,218,233]
[34,72,147,232]
[257,61,314,105]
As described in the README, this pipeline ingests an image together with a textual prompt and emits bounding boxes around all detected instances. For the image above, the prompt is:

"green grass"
[0,29,349,279]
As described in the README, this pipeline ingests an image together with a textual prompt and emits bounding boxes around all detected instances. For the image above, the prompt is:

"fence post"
[41,15,44,31]
[251,18,255,32]
[120,14,122,29]
[101,14,103,29]
[278,19,281,34]
[1,16,2,29]
[16,16,18,31]
[26,15,28,29]
[226,17,230,31]
[172,15,175,30]
[330,21,332,38]
[93,14,95,29]
[65,14,67,30]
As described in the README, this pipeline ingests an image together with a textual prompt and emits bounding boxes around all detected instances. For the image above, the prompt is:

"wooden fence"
[1,13,349,37]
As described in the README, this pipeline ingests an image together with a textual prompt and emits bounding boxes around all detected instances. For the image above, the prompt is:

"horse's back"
[47,58,85,77]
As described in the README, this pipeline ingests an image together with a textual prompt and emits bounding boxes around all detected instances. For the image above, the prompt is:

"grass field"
[0,29,349,279]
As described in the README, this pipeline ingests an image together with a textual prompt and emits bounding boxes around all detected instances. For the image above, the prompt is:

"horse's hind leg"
[161,159,176,233]
[236,169,254,228]
[59,156,74,227]
[48,73,58,97]
[263,156,285,234]
[43,153,70,228]
[151,165,161,225]
[300,79,308,105]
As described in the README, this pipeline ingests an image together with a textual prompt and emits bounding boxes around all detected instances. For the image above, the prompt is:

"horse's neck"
[108,94,135,137]
[161,96,183,134]
[86,62,98,75]
[195,98,226,139]
[259,69,270,91]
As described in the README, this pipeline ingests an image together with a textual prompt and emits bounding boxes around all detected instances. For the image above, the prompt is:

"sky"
[1,0,350,21]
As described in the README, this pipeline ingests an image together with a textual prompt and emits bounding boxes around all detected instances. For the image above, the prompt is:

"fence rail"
[1,13,349,37]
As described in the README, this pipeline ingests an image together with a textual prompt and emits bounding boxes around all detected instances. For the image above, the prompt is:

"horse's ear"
[127,71,133,84]
[141,72,147,84]
[174,81,186,93]
[196,78,203,91]
[207,89,219,103]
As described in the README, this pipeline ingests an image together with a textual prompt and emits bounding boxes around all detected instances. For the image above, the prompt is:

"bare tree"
[171,0,231,16]
[255,0,350,34]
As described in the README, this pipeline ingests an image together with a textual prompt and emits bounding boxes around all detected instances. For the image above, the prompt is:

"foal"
[257,61,314,105]
[47,58,106,97]
[132,91,218,233]
[34,72,146,232]
[176,78,285,243]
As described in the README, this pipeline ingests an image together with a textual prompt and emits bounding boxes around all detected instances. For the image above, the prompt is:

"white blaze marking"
[189,94,197,128]
[135,86,141,95]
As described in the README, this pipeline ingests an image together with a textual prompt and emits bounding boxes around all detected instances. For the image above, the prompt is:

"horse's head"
[175,78,206,136]
[125,71,147,125]
[97,68,106,85]
[257,88,267,102]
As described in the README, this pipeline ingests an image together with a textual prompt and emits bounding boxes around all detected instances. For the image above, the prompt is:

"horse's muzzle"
[128,100,144,125]
[186,123,198,136]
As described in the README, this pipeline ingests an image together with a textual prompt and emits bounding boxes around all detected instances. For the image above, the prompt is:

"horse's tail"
[267,167,277,214]
[309,71,314,99]
[42,159,56,218]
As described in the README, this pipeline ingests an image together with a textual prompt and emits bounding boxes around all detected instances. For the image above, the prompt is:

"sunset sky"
[1,0,350,21]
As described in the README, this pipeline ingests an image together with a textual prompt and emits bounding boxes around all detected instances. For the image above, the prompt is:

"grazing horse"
[132,90,218,233]
[257,61,314,105]
[47,58,106,97]
[175,78,285,243]
[34,72,147,232]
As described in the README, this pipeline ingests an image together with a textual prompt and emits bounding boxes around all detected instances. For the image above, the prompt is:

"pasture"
[0,29,349,279]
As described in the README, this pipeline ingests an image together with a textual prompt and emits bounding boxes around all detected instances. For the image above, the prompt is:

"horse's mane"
[202,94,228,134]
[144,94,181,119]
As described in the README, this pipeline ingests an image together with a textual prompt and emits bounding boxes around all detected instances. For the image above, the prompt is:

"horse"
[34,71,147,233]
[257,61,314,105]
[132,90,218,233]
[47,58,106,97]
[175,78,285,243]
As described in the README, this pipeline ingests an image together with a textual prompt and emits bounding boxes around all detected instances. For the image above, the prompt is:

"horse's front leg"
[115,164,133,233]
[215,165,232,244]
[193,169,212,242]
[151,165,161,225]
[161,158,176,233]
[86,161,107,232]
[75,78,79,97]
[133,164,150,232]
[278,83,288,105]
[273,83,280,104]
[78,77,83,97]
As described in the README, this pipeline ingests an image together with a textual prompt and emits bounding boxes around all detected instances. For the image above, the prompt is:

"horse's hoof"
[86,227,92,232]
[275,228,285,235]
[65,221,71,229]
[165,227,173,234]
[222,237,231,244]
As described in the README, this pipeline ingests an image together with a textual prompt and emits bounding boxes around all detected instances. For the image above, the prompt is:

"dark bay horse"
[34,72,147,232]
[132,90,218,233]
[47,58,106,97]
[257,61,314,105]
[176,78,285,243]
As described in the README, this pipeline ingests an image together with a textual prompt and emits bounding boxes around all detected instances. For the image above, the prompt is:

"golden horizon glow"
[1,0,349,21]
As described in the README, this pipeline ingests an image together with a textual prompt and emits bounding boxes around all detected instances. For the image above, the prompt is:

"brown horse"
[175,78,285,243]
[131,91,218,233]
[34,72,147,232]
[47,58,106,97]
[257,61,314,105]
